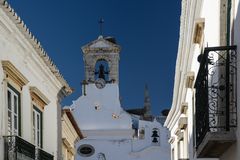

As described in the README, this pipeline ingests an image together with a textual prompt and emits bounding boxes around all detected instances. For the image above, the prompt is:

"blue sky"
[8,0,181,115]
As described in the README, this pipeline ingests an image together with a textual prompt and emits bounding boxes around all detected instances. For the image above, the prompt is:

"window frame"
[7,83,21,136]
[33,105,43,148]
[138,127,145,139]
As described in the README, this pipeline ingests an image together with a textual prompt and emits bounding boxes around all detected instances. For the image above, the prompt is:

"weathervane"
[98,18,104,36]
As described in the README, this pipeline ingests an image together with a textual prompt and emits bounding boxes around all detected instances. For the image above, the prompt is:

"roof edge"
[0,0,73,96]
[164,0,187,128]
[62,109,84,139]
[81,36,121,54]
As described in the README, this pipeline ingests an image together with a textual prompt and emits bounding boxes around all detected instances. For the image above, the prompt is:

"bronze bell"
[152,137,159,143]
[151,130,159,137]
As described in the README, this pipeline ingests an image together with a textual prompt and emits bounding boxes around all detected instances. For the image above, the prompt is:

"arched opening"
[94,59,109,81]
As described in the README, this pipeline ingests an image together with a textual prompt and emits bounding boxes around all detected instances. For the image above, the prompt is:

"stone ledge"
[197,130,236,158]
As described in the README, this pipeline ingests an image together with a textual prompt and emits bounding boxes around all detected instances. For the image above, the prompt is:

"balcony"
[37,148,54,160]
[4,135,54,160]
[195,46,237,158]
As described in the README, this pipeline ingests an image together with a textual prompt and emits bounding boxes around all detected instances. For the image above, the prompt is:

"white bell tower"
[81,36,121,84]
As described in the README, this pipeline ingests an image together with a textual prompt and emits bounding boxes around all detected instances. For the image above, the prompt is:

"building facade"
[62,109,84,160]
[164,0,240,160]
[65,36,171,160]
[0,0,72,159]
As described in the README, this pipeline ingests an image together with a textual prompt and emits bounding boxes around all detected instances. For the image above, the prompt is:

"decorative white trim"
[164,0,203,130]
[193,18,205,44]
[180,102,188,114]
[164,0,188,128]
[2,60,29,89]
[30,86,50,109]
[185,71,195,89]
[178,117,188,130]
[81,36,121,54]
[175,129,184,141]
[168,137,175,144]
[62,138,75,154]
[174,128,181,135]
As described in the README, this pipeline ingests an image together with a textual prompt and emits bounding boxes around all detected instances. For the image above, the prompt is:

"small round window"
[78,144,95,157]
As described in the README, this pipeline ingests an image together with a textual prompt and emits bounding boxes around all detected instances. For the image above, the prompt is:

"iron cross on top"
[98,18,104,35]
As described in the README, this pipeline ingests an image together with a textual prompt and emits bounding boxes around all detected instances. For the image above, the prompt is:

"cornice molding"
[165,0,203,130]
[2,60,29,88]
[30,86,50,109]
[62,138,75,154]
[164,0,188,129]
[82,47,120,54]
[81,37,121,54]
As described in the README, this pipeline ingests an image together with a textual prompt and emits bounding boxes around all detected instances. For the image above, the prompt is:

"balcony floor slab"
[197,130,236,158]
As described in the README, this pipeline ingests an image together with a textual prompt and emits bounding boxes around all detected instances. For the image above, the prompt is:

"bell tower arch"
[82,36,121,84]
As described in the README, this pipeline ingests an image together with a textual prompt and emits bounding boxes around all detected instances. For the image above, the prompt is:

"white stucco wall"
[69,81,170,160]
[71,84,132,130]
[74,118,170,160]
[201,0,220,47]
[164,0,226,160]
[0,5,67,160]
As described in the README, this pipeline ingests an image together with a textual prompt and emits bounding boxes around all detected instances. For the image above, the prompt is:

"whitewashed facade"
[0,0,72,159]
[164,0,240,160]
[66,36,170,160]
[62,109,83,160]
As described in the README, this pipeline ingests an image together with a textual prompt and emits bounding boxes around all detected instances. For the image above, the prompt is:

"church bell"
[152,137,159,143]
[151,130,159,137]
[151,130,159,143]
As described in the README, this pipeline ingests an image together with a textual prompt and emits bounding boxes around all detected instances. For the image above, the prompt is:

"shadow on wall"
[219,1,240,160]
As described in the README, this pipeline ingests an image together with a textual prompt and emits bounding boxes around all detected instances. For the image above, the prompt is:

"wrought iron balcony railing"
[4,135,35,160]
[3,135,54,160]
[195,46,237,150]
[37,148,54,160]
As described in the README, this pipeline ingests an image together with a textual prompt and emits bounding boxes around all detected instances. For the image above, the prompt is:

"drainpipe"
[226,0,232,131]
[226,0,232,46]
